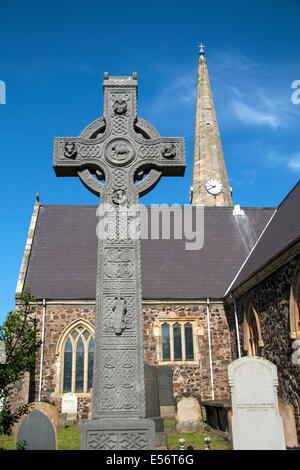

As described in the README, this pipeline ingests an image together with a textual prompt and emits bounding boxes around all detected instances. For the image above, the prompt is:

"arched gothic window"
[290,267,300,340]
[243,302,264,357]
[59,321,94,394]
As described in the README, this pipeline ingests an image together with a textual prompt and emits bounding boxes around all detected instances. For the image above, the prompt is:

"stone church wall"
[143,302,232,403]
[225,254,300,442]
[8,300,232,421]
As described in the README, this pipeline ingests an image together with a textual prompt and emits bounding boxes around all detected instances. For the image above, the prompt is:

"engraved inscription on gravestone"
[53,73,186,450]
[228,356,286,450]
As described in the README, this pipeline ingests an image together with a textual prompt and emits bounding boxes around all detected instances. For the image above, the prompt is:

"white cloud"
[146,73,196,114]
[210,49,300,132]
[230,169,258,187]
[232,99,281,130]
[266,151,300,173]
[288,154,300,171]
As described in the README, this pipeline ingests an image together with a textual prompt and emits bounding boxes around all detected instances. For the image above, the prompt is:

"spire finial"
[199,43,205,56]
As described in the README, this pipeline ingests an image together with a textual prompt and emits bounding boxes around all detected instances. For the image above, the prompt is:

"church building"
[11,48,300,445]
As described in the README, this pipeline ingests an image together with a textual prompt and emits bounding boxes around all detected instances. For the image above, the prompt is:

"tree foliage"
[0,288,41,434]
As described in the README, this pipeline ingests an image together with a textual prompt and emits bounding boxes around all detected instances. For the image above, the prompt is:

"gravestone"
[144,365,161,421]
[61,392,78,422]
[16,409,56,450]
[14,402,59,449]
[278,397,299,448]
[157,366,175,418]
[176,396,203,433]
[144,365,167,448]
[228,356,286,450]
[53,72,186,450]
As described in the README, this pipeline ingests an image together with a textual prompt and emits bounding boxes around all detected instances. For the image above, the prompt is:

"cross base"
[80,418,155,450]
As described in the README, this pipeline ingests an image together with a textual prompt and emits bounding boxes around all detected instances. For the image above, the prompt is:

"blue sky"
[0,0,299,322]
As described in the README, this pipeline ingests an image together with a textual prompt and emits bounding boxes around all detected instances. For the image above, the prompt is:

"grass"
[164,419,229,450]
[0,420,230,451]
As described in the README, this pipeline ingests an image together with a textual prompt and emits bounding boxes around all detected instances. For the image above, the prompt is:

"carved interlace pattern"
[100,350,138,411]
[112,115,128,134]
[88,431,117,450]
[87,431,148,450]
[138,143,161,159]
[103,247,134,278]
[77,143,102,158]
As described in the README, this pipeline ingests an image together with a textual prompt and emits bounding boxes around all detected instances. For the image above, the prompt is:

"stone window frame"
[289,266,300,340]
[154,318,200,364]
[56,319,95,398]
[243,301,264,357]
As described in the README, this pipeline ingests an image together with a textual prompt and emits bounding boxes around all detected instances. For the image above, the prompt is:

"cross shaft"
[53,73,186,450]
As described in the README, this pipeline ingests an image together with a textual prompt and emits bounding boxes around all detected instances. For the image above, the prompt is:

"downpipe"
[38,299,46,402]
[206,298,214,401]
[230,293,241,358]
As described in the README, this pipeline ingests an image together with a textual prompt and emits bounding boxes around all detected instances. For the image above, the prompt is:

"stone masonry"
[9,300,232,420]
[225,254,300,441]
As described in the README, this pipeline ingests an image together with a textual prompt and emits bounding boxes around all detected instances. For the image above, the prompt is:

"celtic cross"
[53,73,186,450]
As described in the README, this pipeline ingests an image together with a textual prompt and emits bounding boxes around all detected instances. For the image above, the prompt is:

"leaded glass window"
[62,324,94,394]
[88,338,94,392]
[162,323,171,361]
[63,338,72,392]
[184,323,194,360]
[75,338,84,392]
[173,323,182,361]
[160,321,195,362]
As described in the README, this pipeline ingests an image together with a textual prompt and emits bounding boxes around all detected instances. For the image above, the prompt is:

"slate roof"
[229,181,300,293]
[23,204,274,300]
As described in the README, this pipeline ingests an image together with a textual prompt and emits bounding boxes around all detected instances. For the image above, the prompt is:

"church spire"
[190,45,233,206]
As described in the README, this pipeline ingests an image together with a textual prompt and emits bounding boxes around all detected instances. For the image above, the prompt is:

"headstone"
[176,396,203,432]
[16,409,56,450]
[58,413,67,429]
[53,72,186,450]
[157,366,175,418]
[61,392,78,423]
[144,365,161,421]
[228,356,286,450]
[144,365,167,448]
[278,397,299,448]
[14,402,59,450]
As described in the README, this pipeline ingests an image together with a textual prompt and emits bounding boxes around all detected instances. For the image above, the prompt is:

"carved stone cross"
[53,73,186,450]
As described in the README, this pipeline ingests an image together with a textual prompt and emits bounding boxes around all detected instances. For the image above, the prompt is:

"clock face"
[205,179,223,195]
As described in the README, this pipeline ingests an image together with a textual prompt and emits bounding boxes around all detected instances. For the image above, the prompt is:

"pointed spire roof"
[191,46,233,206]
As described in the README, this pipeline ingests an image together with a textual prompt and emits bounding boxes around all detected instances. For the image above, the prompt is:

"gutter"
[230,293,241,358]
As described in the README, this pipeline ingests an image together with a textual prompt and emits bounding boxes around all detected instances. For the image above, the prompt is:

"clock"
[205,179,223,195]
